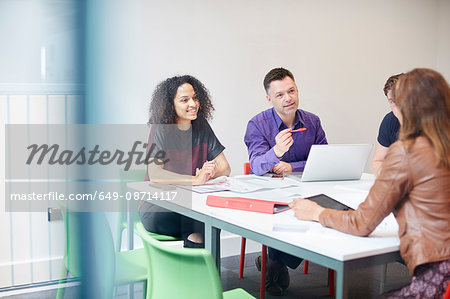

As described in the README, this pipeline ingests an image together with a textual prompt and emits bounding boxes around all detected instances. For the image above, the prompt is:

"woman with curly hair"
[290,68,450,298]
[139,75,230,248]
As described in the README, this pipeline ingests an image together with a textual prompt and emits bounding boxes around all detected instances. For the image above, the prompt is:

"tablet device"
[306,194,354,211]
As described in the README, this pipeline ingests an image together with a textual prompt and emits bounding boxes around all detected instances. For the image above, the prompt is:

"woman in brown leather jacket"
[290,68,450,298]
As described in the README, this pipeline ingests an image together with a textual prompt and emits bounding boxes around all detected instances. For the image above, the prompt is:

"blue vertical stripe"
[7,95,14,286]
[26,95,34,283]
[46,95,53,280]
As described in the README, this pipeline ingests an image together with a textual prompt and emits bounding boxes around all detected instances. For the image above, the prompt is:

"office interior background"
[1,0,449,294]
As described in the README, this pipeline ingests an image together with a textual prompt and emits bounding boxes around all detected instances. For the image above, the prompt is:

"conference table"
[127,174,402,299]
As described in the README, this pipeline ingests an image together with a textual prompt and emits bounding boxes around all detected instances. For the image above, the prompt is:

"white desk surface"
[129,173,400,262]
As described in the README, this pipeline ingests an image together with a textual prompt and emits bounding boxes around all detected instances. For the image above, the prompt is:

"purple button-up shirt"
[244,107,327,175]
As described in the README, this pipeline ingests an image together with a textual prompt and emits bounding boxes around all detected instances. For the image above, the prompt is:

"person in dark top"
[371,73,404,176]
[139,75,230,248]
[378,111,400,147]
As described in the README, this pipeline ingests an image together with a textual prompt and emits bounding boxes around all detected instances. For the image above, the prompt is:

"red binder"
[206,195,290,214]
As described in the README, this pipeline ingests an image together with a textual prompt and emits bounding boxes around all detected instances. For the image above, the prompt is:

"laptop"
[291,144,372,182]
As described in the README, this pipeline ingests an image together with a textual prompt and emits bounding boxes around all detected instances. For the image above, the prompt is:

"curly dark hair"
[148,75,214,125]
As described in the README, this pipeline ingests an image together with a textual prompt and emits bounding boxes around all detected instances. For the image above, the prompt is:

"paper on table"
[334,182,374,193]
[178,175,300,194]
[272,223,309,232]
[233,175,300,189]
[272,212,310,232]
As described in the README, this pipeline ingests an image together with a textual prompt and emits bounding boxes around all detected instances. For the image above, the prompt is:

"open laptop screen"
[301,144,372,182]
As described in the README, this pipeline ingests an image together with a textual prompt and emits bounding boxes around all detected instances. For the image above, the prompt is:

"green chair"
[135,222,255,299]
[56,209,148,299]
[116,169,180,253]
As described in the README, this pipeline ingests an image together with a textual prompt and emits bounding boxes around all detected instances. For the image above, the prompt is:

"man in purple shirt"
[244,67,327,295]
[244,68,327,176]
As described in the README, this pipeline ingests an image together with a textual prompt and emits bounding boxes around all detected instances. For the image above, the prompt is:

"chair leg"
[260,245,267,299]
[56,267,69,299]
[239,237,246,279]
[113,224,124,298]
[379,263,387,294]
[142,280,147,299]
[329,269,335,296]
[304,260,309,274]
[116,225,125,252]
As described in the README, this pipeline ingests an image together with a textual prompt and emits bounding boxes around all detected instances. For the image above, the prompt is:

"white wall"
[92,0,450,175]
[437,0,450,80]
[0,0,81,84]
[2,0,449,174]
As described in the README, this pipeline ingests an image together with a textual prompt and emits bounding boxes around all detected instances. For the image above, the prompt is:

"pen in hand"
[289,128,307,133]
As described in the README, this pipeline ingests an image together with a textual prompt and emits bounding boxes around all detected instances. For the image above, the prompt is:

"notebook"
[294,144,372,182]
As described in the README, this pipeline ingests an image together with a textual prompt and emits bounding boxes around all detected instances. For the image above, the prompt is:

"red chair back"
[444,280,450,299]
[243,162,251,175]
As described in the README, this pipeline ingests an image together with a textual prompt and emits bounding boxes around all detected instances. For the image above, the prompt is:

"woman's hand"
[192,161,216,185]
[289,198,325,222]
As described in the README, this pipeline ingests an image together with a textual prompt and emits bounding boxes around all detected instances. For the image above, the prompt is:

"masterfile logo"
[4,124,194,212]
[5,124,188,180]
[26,141,168,170]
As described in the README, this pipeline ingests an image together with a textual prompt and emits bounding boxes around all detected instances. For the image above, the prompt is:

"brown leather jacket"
[319,137,450,275]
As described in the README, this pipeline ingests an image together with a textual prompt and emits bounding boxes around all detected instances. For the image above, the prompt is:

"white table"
[128,174,402,299]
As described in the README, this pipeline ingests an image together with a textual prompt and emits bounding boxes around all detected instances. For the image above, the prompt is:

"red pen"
[289,128,307,133]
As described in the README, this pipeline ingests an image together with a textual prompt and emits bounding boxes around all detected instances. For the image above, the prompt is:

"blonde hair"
[395,68,450,169]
